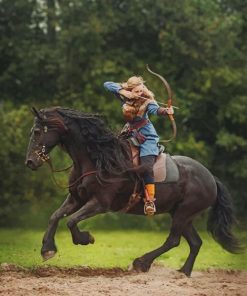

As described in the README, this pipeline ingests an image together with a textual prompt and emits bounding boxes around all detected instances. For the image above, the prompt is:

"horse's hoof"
[72,231,95,245]
[132,258,151,272]
[89,233,95,244]
[178,268,191,277]
[42,250,56,261]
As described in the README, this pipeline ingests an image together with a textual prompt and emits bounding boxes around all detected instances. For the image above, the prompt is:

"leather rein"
[35,145,97,189]
[37,145,140,213]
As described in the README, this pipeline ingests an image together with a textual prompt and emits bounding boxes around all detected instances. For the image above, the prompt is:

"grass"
[0,228,246,270]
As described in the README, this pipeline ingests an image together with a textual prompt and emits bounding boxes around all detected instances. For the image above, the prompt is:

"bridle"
[34,124,50,163]
[35,144,50,163]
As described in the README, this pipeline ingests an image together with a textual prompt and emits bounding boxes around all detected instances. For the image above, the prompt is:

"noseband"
[35,144,50,163]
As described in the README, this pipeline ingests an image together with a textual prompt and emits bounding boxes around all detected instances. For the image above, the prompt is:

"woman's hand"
[165,106,174,115]
[119,89,135,99]
[119,83,145,100]
[157,106,174,116]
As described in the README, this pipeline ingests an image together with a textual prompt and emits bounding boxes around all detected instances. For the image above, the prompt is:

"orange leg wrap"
[145,184,155,201]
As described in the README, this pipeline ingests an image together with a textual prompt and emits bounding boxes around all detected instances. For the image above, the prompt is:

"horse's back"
[172,155,217,199]
[172,155,214,178]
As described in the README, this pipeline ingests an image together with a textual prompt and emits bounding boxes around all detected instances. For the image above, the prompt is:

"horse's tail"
[207,177,243,253]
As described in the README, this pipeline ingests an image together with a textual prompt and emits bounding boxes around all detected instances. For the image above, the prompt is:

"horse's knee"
[48,213,59,225]
[67,219,76,229]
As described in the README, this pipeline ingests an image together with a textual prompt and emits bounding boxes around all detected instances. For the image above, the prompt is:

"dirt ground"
[0,263,246,296]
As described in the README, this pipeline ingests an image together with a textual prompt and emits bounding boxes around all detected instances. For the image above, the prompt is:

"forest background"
[0,0,246,230]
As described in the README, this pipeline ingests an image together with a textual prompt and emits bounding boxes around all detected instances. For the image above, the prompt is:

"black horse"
[25,106,241,276]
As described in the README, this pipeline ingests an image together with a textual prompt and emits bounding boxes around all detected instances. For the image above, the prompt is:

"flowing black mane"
[41,107,133,180]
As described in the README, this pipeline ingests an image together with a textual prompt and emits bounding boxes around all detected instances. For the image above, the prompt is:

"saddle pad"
[154,153,179,183]
[130,145,179,183]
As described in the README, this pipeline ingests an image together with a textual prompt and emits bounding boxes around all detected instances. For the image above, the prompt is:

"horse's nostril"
[26,159,33,168]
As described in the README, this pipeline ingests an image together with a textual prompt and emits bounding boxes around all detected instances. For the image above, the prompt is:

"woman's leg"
[140,155,156,215]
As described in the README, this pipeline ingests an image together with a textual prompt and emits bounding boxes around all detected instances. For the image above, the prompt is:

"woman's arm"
[147,103,174,116]
[104,82,122,94]
[104,81,134,99]
[147,102,160,115]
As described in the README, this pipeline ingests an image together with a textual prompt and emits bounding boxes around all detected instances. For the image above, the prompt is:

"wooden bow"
[146,65,177,142]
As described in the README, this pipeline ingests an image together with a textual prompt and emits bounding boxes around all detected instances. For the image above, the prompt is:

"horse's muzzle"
[25,159,38,170]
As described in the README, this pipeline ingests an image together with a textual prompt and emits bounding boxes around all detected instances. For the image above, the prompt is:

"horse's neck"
[63,140,94,172]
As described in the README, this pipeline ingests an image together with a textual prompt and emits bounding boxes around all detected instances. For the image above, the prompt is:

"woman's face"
[131,84,144,97]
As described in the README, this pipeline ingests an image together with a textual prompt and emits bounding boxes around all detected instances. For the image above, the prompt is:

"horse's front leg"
[41,193,81,261]
[67,198,105,245]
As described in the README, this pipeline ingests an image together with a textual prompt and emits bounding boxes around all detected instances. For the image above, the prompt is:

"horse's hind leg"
[41,194,81,261]
[179,223,202,277]
[132,213,184,273]
[132,199,204,274]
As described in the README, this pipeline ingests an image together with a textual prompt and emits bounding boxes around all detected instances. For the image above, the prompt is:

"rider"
[104,76,174,215]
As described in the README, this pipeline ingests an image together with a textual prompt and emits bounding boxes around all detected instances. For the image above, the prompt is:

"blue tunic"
[104,81,160,157]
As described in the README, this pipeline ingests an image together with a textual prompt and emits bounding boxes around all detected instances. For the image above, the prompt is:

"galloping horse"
[25,106,241,276]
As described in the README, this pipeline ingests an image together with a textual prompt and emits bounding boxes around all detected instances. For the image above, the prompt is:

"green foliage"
[0,0,246,226]
[0,104,63,226]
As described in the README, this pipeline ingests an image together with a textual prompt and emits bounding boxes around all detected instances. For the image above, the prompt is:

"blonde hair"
[121,76,155,100]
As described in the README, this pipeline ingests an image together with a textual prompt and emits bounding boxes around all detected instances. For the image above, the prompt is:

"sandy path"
[0,264,246,296]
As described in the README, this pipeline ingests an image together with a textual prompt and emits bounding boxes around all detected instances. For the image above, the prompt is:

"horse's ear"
[31,107,41,119]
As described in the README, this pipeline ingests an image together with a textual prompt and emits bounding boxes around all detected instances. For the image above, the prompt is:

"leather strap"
[129,119,149,130]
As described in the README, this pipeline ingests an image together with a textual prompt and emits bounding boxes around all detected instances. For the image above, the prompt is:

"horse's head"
[25,107,67,170]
